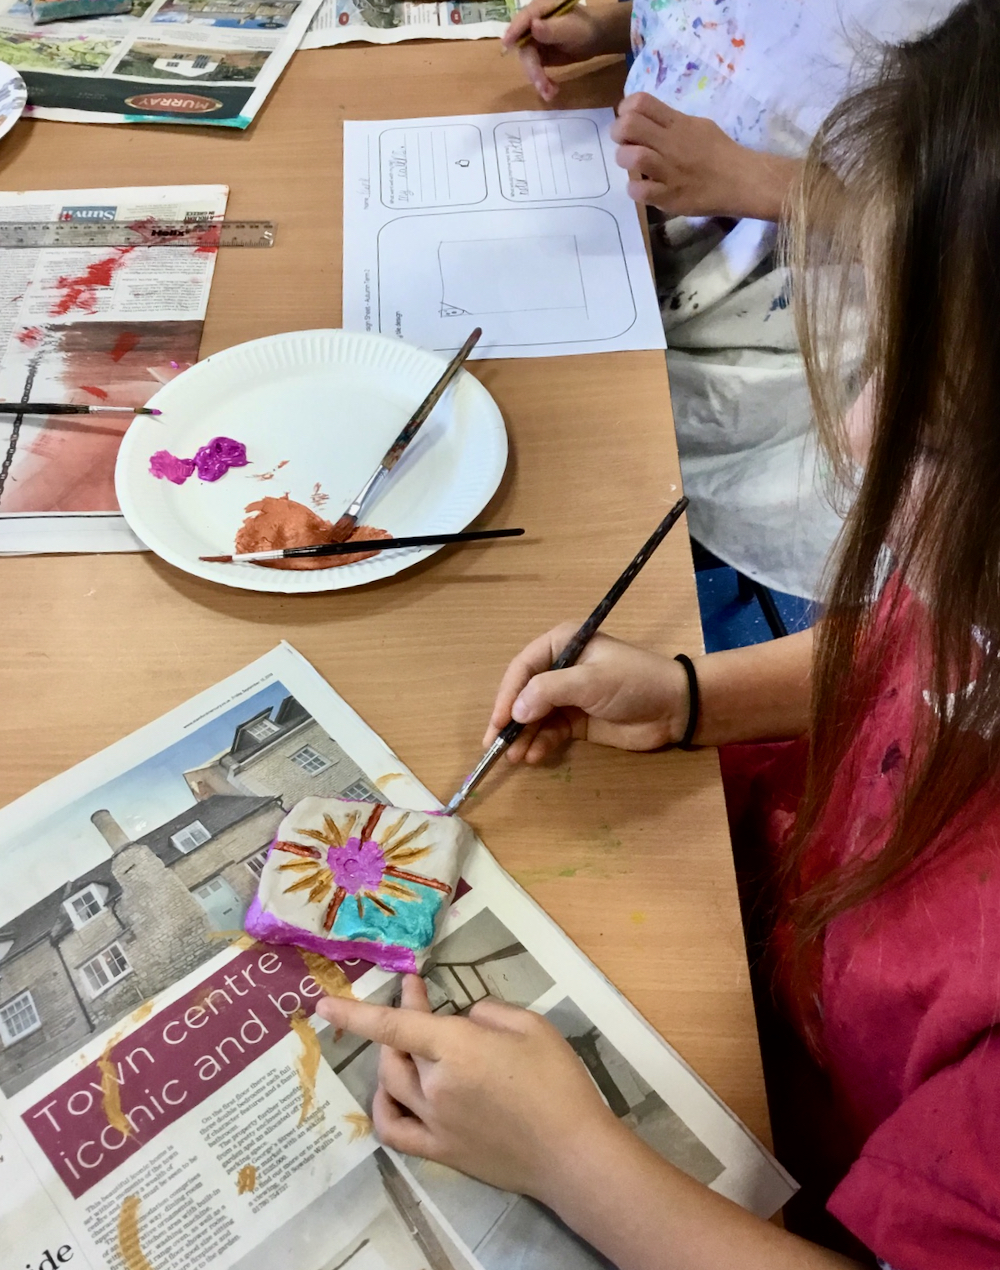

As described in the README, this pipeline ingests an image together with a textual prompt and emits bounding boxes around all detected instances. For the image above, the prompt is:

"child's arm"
[484,624,813,764]
[502,0,634,103]
[610,92,803,221]
[319,976,861,1270]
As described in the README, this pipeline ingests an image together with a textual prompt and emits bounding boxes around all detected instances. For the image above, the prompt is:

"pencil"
[443,495,690,813]
[506,0,582,50]
[0,403,161,416]
[201,526,525,564]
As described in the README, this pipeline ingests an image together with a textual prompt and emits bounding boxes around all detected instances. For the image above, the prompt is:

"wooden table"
[0,42,771,1146]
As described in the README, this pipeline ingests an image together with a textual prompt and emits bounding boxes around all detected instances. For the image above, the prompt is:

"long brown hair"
[783,0,1000,978]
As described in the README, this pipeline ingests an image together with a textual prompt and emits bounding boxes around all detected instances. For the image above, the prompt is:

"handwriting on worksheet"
[343,109,666,360]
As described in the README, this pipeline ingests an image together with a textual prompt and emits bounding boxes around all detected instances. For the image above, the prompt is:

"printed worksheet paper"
[343,109,667,359]
[0,644,794,1270]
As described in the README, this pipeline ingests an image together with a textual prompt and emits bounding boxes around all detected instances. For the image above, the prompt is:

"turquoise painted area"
[332,881,445,952]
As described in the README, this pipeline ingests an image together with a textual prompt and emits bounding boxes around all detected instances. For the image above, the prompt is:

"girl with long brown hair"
[317,3,1000,1265]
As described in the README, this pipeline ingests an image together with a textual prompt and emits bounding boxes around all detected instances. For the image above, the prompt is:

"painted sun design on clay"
[273,804,451,931]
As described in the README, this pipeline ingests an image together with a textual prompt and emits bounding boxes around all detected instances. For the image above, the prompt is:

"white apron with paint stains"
[626,0,955,598]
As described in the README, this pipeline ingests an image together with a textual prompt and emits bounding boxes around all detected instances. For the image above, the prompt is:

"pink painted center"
[328,837,385,894]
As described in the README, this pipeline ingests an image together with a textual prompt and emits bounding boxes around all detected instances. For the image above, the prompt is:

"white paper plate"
[0,63,27,144]
[115,329,508,594]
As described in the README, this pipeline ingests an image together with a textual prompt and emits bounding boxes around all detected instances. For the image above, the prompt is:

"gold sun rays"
[272,805,452,932]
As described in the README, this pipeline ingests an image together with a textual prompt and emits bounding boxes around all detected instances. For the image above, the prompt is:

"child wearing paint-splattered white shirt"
[502,0,953,600]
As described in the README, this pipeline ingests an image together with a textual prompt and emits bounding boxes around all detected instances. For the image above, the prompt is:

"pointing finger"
[316,996,446,1060]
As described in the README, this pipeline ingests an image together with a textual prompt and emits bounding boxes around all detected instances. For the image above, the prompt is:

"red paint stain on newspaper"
[15,325,44,345]
[50,248,134,317]
[81,385,109,400]
[110,330,141,361]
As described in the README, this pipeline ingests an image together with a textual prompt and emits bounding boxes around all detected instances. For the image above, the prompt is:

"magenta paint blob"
[193,436,248,481]
[149,436,247,485]
[328,837,387,894]
[149,450,196,484]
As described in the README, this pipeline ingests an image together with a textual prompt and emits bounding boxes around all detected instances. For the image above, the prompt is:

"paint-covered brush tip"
[200,553,234,563]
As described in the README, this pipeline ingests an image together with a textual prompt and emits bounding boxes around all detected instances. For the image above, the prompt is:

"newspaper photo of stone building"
[0,689,380,1096]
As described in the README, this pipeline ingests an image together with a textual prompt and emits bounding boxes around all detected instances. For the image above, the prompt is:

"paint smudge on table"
[117,1195,155,1270]
[235,494,391,570]
[343,1112,373,1142]
[236,1164,257,1194]
[298,949,354,1000]
[110,329,141,362]
[51,248,134,317]
[98,1031,131,1137]
[290,1009,322,1125]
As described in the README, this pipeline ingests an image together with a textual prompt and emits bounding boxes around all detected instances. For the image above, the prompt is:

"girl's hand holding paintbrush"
[483,625,694,762]
[501,0,633,102]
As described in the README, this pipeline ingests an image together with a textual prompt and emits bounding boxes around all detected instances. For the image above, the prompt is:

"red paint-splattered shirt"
[723,583,1000,1268]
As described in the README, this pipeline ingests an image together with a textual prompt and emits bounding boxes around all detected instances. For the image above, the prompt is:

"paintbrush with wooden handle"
[327,327,482,543]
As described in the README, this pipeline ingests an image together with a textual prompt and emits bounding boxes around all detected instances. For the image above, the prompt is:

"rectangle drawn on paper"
[380,124,487,209]
[495,118,608,202]
[437,235,585,317]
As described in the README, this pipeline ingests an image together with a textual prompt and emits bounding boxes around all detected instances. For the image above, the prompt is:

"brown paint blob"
[289,1010,322,1124]
[343,1112,373,1142]
[117,1195,155,1270]
[98,1033,131,1138]
[236,1164,257,1194]
[298,950,354,1001]
[235,495,391,570]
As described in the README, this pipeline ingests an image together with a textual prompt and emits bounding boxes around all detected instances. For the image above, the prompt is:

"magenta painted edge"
[244,900,419,975]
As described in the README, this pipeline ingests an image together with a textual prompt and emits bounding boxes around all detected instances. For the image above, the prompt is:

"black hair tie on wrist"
[673,654,700,751]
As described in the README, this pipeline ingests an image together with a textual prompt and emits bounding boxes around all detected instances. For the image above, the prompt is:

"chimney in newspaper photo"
[90,808,130,851]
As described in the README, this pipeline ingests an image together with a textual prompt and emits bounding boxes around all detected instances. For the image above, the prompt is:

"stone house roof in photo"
[0,792,278,966]
[0,860,120,964]
[136,793,279,866]
[223,694,311,769]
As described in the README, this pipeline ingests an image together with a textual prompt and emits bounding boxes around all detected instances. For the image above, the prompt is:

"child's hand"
[316,974,622,1203]
[610,92,799,220]
[483,623,690,762]
[502,0,620,103]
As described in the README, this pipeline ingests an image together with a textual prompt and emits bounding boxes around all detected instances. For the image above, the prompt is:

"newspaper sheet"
[0,184,228,555]
[301,0,525,49]
[0,0,321,126]
[0,644,795,1270]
